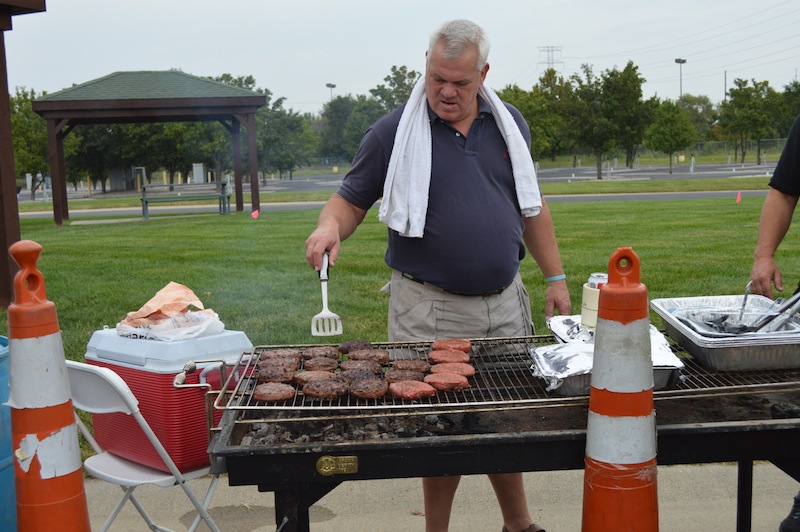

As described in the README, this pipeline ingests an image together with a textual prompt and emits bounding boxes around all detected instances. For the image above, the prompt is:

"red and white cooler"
[85,327,253,473]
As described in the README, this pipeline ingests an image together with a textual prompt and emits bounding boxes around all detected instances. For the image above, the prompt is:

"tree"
[779,80,800,135]
[718,78,777,163]
[10,87,47,179]
[643,100,696,174]
[9,87,79,198]
[567,64,614,179]
[263,108,317,178]
[369,65,421,112]
[601,61,650,168]
[532,69,574,162]
[495,84,552,160]
[318,95,356,162]
[342,95,385,160]
[678,93,718,142]
[121,123,172,183]
[69,124,129,193]
[210,73,258,91]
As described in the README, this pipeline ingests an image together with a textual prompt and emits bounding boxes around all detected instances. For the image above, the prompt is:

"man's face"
[425,41,488,125]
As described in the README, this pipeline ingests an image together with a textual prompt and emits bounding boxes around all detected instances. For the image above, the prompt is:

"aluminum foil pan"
[531,316,683,396]
[651,295,800,371]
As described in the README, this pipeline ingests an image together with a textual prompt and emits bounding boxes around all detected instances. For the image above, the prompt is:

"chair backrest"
[65,360,139,416]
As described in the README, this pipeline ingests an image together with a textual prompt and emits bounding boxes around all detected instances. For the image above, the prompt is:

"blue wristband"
[545,274,566,283]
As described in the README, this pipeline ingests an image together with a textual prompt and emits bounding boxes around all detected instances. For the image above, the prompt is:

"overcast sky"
[7,0,800,115]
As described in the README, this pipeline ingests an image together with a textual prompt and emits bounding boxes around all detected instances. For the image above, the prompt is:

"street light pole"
[325,83,336,100]
[674,58,686,100]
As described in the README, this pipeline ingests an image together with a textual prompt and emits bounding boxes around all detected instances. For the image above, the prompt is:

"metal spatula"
[311,252,343,336]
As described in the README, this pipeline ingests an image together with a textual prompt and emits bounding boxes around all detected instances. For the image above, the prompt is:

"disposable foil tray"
[531,316,683,396]
[651,295,800,371]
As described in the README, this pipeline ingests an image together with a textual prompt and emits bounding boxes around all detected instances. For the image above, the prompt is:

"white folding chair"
[66,360,220,532]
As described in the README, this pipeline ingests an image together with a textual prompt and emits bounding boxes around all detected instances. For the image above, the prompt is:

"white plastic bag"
[116,282,225,341]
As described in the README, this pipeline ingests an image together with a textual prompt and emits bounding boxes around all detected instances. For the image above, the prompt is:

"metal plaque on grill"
[316,455,358,476]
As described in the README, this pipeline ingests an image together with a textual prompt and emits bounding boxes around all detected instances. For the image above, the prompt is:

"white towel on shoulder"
[378,78,542,238]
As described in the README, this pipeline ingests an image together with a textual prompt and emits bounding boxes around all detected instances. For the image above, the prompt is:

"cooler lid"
[85,328,253,371]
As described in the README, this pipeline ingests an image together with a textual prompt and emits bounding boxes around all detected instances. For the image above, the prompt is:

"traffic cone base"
[583,456,658,530]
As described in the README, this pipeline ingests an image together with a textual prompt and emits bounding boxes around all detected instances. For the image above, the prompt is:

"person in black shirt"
[750,114,800,532]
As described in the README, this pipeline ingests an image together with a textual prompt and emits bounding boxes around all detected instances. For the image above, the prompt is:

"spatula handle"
[320,252,330,281]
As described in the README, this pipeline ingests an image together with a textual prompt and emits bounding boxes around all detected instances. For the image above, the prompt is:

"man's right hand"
[304,193,368,271]
[305,228,341,272]
[750,256,783,299]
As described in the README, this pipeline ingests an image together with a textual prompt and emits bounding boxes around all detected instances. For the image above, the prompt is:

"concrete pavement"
[83,462,797,531]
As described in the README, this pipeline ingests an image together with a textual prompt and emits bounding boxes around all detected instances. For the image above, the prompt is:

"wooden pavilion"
[32,70,267,225]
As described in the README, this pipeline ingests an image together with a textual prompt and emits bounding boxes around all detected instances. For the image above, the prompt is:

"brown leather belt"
[402,273,509,297]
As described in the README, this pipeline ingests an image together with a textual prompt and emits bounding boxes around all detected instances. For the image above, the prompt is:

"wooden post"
[0,25,21,306]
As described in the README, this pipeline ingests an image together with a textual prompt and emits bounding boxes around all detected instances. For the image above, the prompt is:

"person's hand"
[750,257,783,298]
[544,280,570,319]
[304,226,341,272]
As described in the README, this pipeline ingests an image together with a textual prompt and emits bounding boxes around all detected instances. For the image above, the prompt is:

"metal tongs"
[676,281,800,337]
[311,252,343,336]
[730,280,800,333]
[754,290,800,333]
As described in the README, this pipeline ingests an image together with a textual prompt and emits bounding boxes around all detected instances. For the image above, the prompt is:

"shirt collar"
[426,94,492,124]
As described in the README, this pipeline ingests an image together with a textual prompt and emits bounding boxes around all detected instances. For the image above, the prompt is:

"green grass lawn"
[1,182,794,365]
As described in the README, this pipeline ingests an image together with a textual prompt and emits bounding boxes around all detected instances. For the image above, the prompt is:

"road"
[18,161,775,219]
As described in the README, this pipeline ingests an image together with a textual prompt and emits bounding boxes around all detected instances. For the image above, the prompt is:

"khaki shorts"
[387,269,534,342]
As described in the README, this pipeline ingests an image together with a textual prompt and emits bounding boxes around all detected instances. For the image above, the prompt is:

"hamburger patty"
[257,357,300,372]
[431,339,472,353]
[349,377,389,399]
[302,379,349,399]
[389,380,437,400]
[294,370,345,386]
[384,369,425,383]
[427,349,471,364]
[338,339,372,353]
[339,369,376,382]
[301,346,340,359]
[340,359,381,373]
[429,362,476,377]
[259,348,303,361]
[424,372,470,391]
[258,349,302,369]
[348,348,390,365]
[253,382,296,402]
[303,356,339,372]
[392,359,431,373]
[255,364,295,383]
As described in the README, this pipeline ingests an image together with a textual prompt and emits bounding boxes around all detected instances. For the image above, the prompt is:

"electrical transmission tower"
[537,46,564,73]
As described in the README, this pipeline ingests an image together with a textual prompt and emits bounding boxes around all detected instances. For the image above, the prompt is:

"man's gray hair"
[427,19,490,71]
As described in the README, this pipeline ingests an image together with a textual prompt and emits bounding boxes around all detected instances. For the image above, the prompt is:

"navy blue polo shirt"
[337,96,534,295]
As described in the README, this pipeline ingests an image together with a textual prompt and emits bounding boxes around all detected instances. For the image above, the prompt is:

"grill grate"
[213,335,800,416]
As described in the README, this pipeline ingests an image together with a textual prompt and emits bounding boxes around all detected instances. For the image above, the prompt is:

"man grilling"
[305,19,570,532]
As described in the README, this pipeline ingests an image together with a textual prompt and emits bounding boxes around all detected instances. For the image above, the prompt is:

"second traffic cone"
[582,247,658,531]
[8,240,90,531]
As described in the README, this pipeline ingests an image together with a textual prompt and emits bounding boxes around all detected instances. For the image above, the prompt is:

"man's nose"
[441,83,458,97]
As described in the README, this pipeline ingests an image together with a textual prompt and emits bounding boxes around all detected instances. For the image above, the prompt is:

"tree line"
[11,62,800,190]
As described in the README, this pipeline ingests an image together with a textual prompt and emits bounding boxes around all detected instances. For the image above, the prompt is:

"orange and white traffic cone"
[581,247,658,531]
[8,240,90,531]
